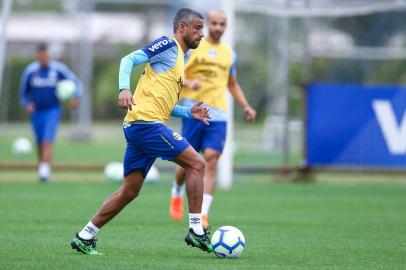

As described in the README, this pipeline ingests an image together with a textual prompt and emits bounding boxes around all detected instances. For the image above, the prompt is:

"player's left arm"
[227,52,256,122]
[171,103,211,125]
[228,76,256,122]
[56,62,83,107]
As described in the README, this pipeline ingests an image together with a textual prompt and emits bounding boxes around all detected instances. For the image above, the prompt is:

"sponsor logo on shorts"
[173,132,183,141]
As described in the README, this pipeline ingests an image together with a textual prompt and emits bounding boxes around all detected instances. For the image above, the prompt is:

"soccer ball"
[104,162,124,182]
[12,137,32,155]
[56,80,76,101]
[145,165,160,183]
[211,226,246,258]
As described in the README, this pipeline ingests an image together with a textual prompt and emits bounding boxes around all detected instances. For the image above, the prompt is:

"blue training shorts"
[123,122,190,177]
[182,118,227,154]
[30,106,61,144]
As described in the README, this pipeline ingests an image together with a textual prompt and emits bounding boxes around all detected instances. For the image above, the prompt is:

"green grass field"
[0,179,405,269]
[1,124,406,269]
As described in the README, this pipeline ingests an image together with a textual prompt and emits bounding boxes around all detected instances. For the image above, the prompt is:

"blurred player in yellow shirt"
[170,10,257,228]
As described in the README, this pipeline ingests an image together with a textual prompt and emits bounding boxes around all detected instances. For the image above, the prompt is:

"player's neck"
[40,63,49,68]
[174,35,188,53]
[207,36,221,45]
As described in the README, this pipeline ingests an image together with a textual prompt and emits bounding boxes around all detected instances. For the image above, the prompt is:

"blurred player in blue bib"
[71,8,214,255]
[19,44,81,182]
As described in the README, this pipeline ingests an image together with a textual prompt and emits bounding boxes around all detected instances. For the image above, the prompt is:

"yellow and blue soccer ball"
[211,226,246,258]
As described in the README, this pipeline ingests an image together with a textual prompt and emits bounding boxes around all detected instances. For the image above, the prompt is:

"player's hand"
[244,105,256,122]
[185,78,202,91]
[70,98,80,109]
[118,89,135,111]
[25,102,35,116]
[191,101,211,125]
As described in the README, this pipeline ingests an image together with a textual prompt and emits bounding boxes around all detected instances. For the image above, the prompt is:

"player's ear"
[179,21,187,33]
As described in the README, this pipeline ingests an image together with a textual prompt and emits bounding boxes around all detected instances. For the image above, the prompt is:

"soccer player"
[169,10,257,228]
[71,8,213,255]
[19,44,81,182]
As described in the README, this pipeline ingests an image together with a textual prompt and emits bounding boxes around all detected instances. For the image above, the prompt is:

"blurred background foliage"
[2,3,406,123]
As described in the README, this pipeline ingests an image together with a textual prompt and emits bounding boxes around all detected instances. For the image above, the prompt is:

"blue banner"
[306,83,406,168]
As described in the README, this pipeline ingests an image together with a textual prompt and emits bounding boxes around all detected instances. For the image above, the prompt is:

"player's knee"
[205,154,219,169]
[194,156,205,174]
[183,153,205,174]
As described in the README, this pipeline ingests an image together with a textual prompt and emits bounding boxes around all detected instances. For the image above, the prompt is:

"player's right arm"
[118,49,149,110]
[19,66,35,115]
[118,36,179,111]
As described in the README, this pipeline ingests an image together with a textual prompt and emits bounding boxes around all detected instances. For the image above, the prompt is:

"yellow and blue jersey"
[119,36,195,176]
[119,36,186,124]
[180,38,237,121]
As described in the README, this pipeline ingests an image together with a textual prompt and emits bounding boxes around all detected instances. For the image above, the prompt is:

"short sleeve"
[141,36,177,59]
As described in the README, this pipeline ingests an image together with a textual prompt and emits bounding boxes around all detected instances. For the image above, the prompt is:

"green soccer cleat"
[185,228,213,253]
[71,233,102,255]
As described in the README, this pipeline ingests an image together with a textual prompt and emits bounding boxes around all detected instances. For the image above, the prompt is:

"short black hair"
[173,8,203,33]
[37,43,48,52]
